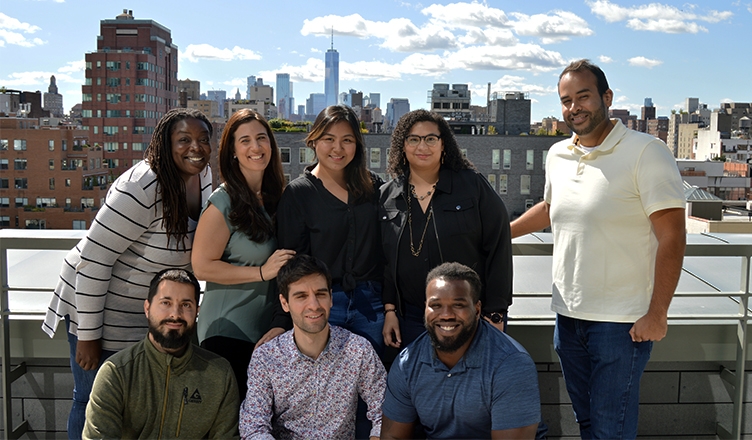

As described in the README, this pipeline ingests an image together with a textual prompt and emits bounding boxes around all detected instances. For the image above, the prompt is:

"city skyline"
[1,0,750,122]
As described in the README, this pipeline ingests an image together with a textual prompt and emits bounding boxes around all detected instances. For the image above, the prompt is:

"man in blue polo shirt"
[381,262,540,439]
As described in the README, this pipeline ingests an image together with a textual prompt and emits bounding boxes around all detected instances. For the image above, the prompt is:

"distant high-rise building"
[207,90,227,117]
[365,93,380,109]
[82,9,178,173]
[276,73,292,119]
[178,78,200,107]
[641,97,656,120]
[386,98,410,130]
[306,93,326,119]
[235,88,241,100]
[430,84,471,121]
[685,97,699,114]
[297,105,305,117]
[341,89,363,108]
[325,32,339,107]
[43,76,64,117]
[247,75,257,100]
[488,91,531,136]
[248,79,273,104]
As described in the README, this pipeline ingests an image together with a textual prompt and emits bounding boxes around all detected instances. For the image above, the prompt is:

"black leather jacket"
[379,168,513,315]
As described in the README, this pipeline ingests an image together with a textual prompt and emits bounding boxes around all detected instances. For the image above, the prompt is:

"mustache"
[160,318,188,326]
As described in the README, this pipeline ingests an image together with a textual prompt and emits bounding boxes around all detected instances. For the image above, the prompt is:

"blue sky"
[1,0,750,122]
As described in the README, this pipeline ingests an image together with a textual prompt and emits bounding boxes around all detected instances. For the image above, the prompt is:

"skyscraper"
[325,31,339,107]
[82,9,178,173]
[276,73,292,119]
[247,75,257,100]
[43,75,64,117]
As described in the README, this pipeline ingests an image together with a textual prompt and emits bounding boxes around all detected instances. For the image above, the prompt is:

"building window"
[492,149,500,170]
[14,139,27,151]
[25,219,45,229]
[104,142,119,152]
[49,140,54,151]
[542,151,548,170]
[502,149,511,169]
[487,174,496,191]
[96,77,101,85]
[82,94,92,102]
[36,197,56,207]
[106,61,120,71]
[299,147,315,164]
[0,179,8,189]
[73,220,87,230]
[526,150,534,170]
[15,197,28,207]
[81,197,95,208]
[15,178,28,189]
[132,142,145,151]
[280,147,291,164]
[0,159,7,170]
[370,148,381,168]
[14,159,27,170]
[499,174,508,194]
[49,178,55,190]
[0,217,9,227]
[0,198,8,208]
[49,159,55,170]
[65,178,71,187]
[461,149,468,158]
[0,139,7,150]
[520,175,531,195]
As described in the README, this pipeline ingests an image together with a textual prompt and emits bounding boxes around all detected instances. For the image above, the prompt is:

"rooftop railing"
[1,229,751,438]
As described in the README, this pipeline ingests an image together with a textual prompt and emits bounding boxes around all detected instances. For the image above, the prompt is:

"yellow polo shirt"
[544,119,685,322]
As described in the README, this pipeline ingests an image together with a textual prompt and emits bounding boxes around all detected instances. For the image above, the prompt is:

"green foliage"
[268,118,311,132]
[712,155,727,162]
[487,126,498,135]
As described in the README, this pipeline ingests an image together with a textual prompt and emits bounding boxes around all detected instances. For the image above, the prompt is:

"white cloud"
[300,14,373,38]
[380,21,459,52]
[310,48,322,53]
[449,44,566,72]
[469,75,557,102]
[0,13,46,47]
[421,2,511,29]
[587,0,733,33]
[598,55,613,63]
[458,28,517,46]
[57,60,85,74]
[509,11,594,43]
[180,44,261,63]
[628,56,662,68]
[259,58,325,83]
[1,70,80,87]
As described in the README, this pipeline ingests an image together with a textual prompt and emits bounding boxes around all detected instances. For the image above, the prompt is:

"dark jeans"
[554,314,652,439]
[65,316,116,440]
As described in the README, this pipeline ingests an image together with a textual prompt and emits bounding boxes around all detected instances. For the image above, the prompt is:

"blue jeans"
[328,281,385,356]
[554,314,652,439]
[65,317,116,440]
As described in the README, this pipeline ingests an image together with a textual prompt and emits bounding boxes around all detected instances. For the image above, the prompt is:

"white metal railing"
[1,230,750,438]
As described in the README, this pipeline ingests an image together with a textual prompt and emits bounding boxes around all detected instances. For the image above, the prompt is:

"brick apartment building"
[0,117,107,229]
[81,9,178,178]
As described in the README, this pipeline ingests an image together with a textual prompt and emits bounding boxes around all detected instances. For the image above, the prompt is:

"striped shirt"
[42,160,213,352]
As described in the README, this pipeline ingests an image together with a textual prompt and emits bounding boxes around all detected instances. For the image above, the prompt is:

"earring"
[441,151,445,165]
[402,154,407,165]
[233,155,237,160]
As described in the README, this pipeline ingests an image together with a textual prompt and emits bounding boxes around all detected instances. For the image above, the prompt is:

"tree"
[487,126,498,135]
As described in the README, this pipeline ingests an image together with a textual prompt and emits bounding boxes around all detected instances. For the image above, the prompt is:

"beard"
[565,100,608,137]
[425,314,478,353]
[148,318,195,350]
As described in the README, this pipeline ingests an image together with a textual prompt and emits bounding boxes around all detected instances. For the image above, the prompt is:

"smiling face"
[424,277,480,354]
[144,279,198,354]
[170,118,212,182]
[405,121,443,175]
[558,70,613,146]
[313,120,357,176]
[233,120,272,179]
[280,273,333,337]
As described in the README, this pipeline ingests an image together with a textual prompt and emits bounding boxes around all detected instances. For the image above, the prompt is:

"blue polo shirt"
[383,321,540,438]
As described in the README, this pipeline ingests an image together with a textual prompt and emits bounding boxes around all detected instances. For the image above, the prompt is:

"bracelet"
[259,266,265,282]
[384,308,396,316]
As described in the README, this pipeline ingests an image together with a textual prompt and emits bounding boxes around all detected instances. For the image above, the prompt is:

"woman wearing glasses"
[380,109,513,348]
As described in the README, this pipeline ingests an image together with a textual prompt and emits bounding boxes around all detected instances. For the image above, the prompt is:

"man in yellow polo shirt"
[511,59,686,439]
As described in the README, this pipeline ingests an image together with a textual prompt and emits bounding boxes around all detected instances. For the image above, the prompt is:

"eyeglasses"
[405,134,441,147]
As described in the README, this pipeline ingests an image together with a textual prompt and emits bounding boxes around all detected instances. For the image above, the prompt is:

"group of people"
[42,58,686,440]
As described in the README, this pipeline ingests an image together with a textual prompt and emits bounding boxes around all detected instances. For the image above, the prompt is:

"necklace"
[407,195,433,257]
[410,183,436,201]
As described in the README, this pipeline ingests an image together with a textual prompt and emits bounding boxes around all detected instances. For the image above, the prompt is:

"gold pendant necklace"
[407,196,433,257]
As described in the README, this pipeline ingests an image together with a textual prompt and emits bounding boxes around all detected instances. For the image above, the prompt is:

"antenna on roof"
[331,27,334,50]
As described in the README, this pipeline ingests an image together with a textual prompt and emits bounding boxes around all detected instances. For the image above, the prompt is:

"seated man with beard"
[381,262,541,439]
[83,269,240,439]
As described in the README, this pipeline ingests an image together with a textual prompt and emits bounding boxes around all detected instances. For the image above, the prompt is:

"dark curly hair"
[219,109,285,242]
[386,109,474,178]
[305,105,374,203]
[144,108,213,249]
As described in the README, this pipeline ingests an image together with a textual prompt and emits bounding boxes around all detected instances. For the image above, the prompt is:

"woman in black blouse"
[277,105,385,355]
[380,109,513,349]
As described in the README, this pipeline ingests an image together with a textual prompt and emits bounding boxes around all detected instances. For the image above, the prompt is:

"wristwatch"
[485,312,504,324]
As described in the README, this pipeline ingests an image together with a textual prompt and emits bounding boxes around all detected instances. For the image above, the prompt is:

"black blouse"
[277,167,384,290]
[397,195,441,307]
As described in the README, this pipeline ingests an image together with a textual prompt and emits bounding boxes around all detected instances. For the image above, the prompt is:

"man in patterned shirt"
[239,255,386,440]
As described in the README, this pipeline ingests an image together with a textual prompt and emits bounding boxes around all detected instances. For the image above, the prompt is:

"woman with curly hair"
[277,105,385,356]
[43,108,214,438]
[380,109,513,348]
[192,109,294,397]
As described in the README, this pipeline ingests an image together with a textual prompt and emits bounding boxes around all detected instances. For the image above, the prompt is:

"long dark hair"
[306,105,374,202]
[219,108,285,241]
[386,109,474,178]
[145,108,213,248]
